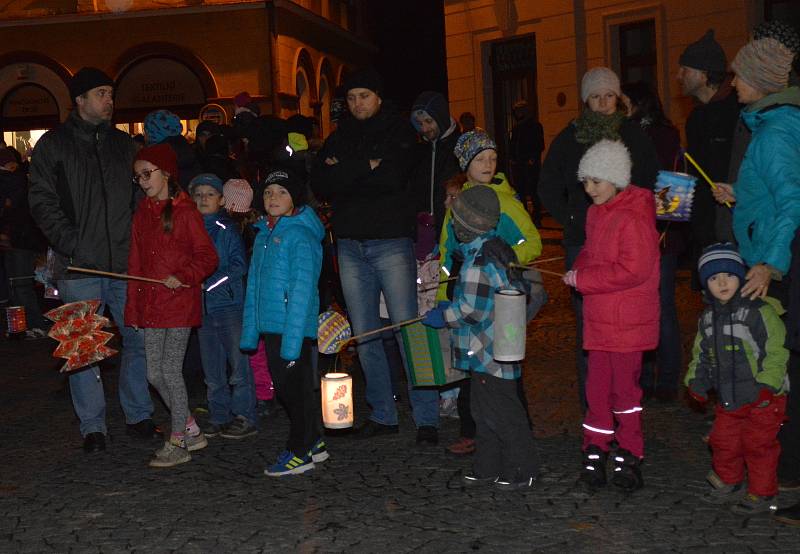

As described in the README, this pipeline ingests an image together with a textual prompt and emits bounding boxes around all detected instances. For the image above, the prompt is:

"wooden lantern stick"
[67,266,190,288]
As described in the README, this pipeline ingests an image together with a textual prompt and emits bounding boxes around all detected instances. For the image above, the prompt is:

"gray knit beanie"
[577,140,632,189]
[580,67,621,103]
[450,185,500,242]
[731,37,794,94]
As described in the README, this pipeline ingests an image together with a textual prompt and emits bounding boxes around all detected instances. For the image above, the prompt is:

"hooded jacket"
[28,110,137,279]
[685,293,788,411]
[240,206,324,361]
[443,231,521,380]
[436,173,541,300]
[539,116,659,247]
[125,191,219,328]
[732,86,800,274]
[311,104,417,240]
[409,91,462,234]
[572,185,660,352]
[201,211,247,314]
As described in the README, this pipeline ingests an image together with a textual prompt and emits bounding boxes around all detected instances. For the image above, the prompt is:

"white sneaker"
[149,441,191,468]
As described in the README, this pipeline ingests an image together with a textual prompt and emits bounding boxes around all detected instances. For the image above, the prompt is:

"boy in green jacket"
[685,243,788,515]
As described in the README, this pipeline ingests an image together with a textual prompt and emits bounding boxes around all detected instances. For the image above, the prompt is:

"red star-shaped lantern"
[44,300,118,373]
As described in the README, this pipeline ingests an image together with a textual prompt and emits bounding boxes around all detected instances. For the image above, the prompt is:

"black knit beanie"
[679,30,727,74]
[68,67,114,102]
[264,168,307,208]
[343,68,383,96]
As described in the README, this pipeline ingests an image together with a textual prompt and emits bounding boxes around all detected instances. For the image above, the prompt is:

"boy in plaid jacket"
[424,185,539,490]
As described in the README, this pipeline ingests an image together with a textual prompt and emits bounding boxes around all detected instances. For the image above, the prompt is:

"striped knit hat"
[698,243,746,286]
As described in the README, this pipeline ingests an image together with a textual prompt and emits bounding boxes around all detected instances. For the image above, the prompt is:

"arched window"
[296,68,312,117]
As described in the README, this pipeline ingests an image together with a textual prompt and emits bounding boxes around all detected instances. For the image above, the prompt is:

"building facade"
[444,0,798,159]
[0,0,373,152]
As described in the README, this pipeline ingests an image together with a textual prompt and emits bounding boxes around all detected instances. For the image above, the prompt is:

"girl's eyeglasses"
[133,168,161,184]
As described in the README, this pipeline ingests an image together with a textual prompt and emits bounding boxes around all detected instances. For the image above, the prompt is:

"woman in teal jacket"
[715,37,800,300]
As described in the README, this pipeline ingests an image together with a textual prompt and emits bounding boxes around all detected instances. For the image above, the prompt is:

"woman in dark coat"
[539,67,659,409]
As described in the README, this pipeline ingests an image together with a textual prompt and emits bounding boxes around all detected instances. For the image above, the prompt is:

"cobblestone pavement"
[2,227,800,553]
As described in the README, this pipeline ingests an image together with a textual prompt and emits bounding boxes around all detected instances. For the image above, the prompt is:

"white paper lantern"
[493,288,526,362]
[321,373,353,429]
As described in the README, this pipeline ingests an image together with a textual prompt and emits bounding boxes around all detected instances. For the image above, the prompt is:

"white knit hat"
[581,67,621,103]
[577,140,632,189]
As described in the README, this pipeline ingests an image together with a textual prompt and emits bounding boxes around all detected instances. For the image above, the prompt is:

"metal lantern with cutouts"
[320,373,353,429]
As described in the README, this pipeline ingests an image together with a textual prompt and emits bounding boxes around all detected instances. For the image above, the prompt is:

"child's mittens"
[422,301,450,329]
[562,269,578,288]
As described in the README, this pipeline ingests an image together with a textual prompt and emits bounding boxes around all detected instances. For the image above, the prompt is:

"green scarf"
[574,110,627,145]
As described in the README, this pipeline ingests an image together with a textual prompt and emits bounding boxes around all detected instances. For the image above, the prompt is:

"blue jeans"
[641,253,681,392]
[337,238,439,427]
[198,308,257,426]
[57,277,152,436]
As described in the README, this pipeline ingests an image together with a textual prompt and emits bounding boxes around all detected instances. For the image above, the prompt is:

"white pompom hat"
[577,139,632,189]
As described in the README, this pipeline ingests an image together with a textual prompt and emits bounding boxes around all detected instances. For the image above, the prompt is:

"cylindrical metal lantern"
[321,372,354,429]
[493,288,526,362]
[6,306,27,334]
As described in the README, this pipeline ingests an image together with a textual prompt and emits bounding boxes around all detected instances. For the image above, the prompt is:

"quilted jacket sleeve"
[753,129,800,274]
[240,229,265,351]
[173,209,219,286]
[281,231,321,361]
[575,214,658,295]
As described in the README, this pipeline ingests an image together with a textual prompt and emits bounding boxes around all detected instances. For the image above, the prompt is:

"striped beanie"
[698,243,746,286]
[223,179,253,213]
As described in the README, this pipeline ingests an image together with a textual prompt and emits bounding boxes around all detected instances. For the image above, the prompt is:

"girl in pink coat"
[563,140,659,491]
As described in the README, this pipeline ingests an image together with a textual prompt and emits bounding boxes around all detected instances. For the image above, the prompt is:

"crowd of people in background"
[1,18,800,525]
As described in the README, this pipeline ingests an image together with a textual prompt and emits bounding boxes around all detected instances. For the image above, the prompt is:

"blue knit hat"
[698,243,746,286]
[189,173,224,194]
[454,131,497,171]
[144,110,183,145]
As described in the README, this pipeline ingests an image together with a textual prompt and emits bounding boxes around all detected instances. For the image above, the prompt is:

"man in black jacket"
[509,100,545,227]
[409,90,461,256]
[677,30,740,266]
[28,68,160,453]
[312,69,439,444]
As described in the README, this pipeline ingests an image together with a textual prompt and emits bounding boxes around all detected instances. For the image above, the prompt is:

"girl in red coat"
[125,144,219,468]
[563,140,659,491]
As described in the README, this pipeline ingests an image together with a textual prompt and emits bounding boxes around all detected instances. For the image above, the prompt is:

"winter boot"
[611,448,644,491]
[578,445,607,489]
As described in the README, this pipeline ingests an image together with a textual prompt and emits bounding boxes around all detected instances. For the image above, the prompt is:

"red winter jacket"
[573,185,659,352]
[124,191,218,328]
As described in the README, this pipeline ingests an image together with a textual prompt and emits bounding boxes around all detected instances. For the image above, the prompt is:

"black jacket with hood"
[28,110,137,279]
[311,103,417,240]
[409,91,461,235]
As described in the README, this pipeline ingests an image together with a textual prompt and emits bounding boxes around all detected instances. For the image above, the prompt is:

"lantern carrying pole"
[67,266,190,287]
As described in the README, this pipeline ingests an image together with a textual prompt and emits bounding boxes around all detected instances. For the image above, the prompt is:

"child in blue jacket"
[424,185,539,490]
[240,168,325,476]
[190,173,258,440]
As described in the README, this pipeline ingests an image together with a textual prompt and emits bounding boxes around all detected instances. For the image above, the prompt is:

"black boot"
[611,448,643,491]
[578,445,607,489]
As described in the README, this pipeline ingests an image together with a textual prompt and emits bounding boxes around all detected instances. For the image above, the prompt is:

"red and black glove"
[754,387,774,408]
[688,387,708,405]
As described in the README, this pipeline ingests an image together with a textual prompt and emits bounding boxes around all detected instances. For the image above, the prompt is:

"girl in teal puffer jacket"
[240,169,325,477]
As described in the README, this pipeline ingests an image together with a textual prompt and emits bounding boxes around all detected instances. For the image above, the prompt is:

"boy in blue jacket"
[424,185,539,490]
[190,173,258,439]
[240,169,325,476]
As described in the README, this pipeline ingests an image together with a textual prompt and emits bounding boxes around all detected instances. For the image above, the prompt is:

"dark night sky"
[365,0,448,110]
